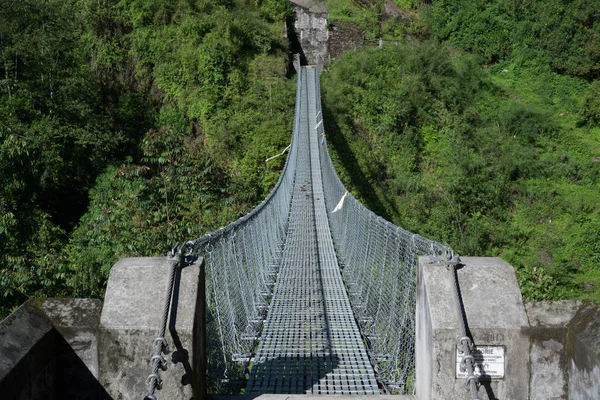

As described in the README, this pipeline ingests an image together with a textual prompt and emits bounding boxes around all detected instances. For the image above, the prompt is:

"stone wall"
[0,298,108,400]
[290,0,328,65]
[328,22,364,61]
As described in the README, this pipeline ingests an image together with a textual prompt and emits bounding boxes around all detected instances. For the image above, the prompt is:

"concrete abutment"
[416,256,600,400]
[1,256,599,399]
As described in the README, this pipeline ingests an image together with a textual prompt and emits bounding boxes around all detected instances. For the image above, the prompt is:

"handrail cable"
[446,252,480,399]
[143,242,192,400]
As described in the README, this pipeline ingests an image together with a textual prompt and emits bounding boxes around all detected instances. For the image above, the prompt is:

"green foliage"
[0,209,68,318]
[579,80,600,125]
[0,0,293,320]
[426,0,513,62]
[326,0,382,39]
[0,0,154,317]
[324,0,424,42]
[2,0,596,325]
[323,43,600,303]
[65,109,237,297]
[61,0,294,299]
[319,0,600,303]
[516,0,600,79]
[426,0,600,79]
[393,0,418,9]
[515,265,560,301]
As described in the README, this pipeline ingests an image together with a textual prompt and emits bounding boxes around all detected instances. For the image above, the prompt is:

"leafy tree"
[0,0,294,319]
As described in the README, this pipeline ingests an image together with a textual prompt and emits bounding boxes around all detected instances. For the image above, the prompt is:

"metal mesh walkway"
[183,56,448,394]
[245,66,378,395]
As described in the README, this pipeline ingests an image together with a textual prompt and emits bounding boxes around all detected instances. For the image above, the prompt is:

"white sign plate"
[456,345,505,380]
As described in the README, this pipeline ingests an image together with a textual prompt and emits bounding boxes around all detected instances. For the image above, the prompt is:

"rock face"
[328,22,365,60]
[290,0,328,65]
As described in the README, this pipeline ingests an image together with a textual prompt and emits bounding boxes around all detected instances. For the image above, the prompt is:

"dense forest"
[1,0,599,319]
[0,0,295,318]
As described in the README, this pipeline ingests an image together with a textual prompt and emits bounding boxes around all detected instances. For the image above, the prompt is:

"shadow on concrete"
[455,264,498,400]
[480,381,499,400]
[454,264,473,339]
[54,332,114,400]
[168,256,197,388]
[287,13,307,68]
[471,353,499,400]
[0,300,113,400]
[1,327,114,400]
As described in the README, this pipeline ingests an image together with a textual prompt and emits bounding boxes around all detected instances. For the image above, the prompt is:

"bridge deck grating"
[245,67,378,395]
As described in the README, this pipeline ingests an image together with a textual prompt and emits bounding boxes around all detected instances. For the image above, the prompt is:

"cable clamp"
[457,336,473,352]
[146,373,162,388]
[151,354,166,369]
[446,253,461,270]
[460,354,475,372]
[465,374,478,389]
[153,337,169,353]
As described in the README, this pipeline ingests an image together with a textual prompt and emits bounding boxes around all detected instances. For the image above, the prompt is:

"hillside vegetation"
[0,0,294,318]
[322,0,600,303]
[1,0,599,319]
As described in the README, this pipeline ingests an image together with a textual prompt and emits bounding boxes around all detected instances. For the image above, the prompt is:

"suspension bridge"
[143,56,449,399]
[1,56,596,400]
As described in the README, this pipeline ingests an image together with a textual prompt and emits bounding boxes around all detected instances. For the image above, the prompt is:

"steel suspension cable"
[447,254,480,399]
[144,243,191,400]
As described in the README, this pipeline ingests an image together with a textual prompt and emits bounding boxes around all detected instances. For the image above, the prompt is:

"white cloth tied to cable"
[265,144,291,163]
[332,191,348,213]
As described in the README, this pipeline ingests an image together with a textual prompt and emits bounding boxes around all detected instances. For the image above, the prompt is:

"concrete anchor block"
[525,299,600,400]
[99,257,202,400]
[566,301,600,399]
[416,256,530,400]
[0,298,106,399]
[42,298,102,379]
[0,301,56,400]
[526,300,582,400]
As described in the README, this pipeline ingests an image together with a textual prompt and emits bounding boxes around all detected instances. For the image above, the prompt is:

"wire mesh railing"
[146,55,454,396]
[315,57,449,393]
[178,55,303,387]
